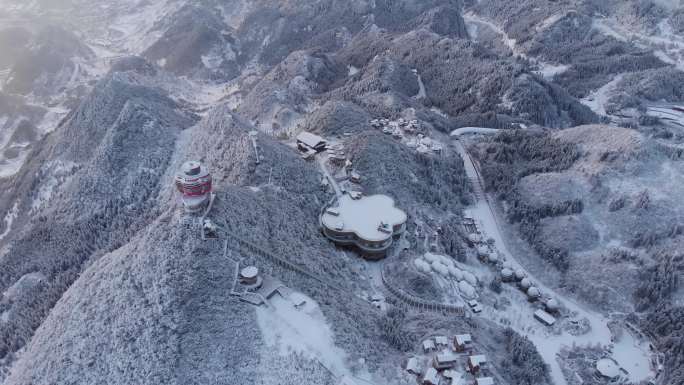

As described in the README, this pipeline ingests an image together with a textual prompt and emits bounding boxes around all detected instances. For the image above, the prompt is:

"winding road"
[452,137,654,385]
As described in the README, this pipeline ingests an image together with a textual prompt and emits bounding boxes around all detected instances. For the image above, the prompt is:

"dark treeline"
[472,130,580,270]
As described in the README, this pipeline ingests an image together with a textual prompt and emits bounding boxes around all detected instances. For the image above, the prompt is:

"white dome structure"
[424,253,440,264]
[438,254,454,267]
[489,252,500,263]
[431,261,449,277]
[527,286,541,299]
[545,298,559,312]
[449,266,464,281]
[501,268,514,280]
[463,271,477,286]
[414,259,431,273]
[520,278,532,290]
[514,269,526,280]
[477,246,489,257]
[458,281,476,299]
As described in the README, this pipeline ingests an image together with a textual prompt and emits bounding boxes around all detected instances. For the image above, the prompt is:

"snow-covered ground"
[256,292,376,385]
[593,17,684,71]
[0,202,18,243]
[463,12,569,79]
[580,74,624,117]
[453,139,655,385]
[412,69,427,99]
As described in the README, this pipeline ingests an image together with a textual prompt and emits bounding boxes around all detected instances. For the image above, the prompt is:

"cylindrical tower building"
[175,161,212,212]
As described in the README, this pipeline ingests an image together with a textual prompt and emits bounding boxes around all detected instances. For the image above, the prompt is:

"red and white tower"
[175,161,212,212]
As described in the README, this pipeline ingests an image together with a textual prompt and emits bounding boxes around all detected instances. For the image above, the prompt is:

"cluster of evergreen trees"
[500,328,550,385]
[473,130,581,271]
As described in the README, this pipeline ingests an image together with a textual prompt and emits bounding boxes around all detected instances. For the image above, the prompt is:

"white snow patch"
[37,105,70,135]
[534,62,570,79]
[412,69,427,99]
[347,65,359,76]
[611,329,652,382]
[0,202,18,243]
[580,74,625,116]
[0,149,29,179]
[430,107,449,118]
[256,292,370,382]
[451,127,500,136]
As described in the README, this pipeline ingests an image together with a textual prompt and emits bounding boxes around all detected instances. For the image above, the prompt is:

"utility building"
[296,131,327,153]
[175,161,212,212]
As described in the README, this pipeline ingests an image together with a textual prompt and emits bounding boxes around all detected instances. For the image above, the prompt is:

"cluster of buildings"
[413,253,479,301]
[461,218,559,326]
[370,118,443,154]
[405,333,495,385]
[499,267,559,326]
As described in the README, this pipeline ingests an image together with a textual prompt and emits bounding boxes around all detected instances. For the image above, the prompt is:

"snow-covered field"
[256,292,376,385]
[580,74,624,117]
[0,202,18,243]
[593,17,684,71]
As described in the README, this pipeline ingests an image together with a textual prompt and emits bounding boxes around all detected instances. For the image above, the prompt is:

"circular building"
[431,261,449,277]
[239,266,262,290]
[545,298,559,312]
[527,286,541,299]
[414,259,431,273]
[514,269,526,281]
[463,271,477,286]
[175,161,212,212]
[520,278,532,290]
[501,268,514,281]
[449,266,464,281]
[320,193,407,258]
[458,281,476,299]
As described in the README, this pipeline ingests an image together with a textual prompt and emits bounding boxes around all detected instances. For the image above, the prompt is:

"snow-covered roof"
[469,355,487,366]
[423,368,439,384]
[455,334,472,345]
[435,336,448,346]
[406,357,421,373]
[475,377,495,385]
[240,266,258,279]
[436,352,458,364]
[296,131,326,148]
[534,309,556,326]
[422,339,435,350]
[321,194,407,242]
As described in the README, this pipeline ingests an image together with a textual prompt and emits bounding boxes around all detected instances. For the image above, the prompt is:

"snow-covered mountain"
[0,1,683,385]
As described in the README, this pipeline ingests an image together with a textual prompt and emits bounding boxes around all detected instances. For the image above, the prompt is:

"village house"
[434,352,459,370]
[454,334,473,352]
[468,355,488,374]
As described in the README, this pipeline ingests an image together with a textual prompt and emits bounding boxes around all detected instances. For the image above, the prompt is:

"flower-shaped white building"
[320,193,407,258]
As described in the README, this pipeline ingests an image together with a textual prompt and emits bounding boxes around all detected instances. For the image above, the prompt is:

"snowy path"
[412,69,427,99]
[593,18,684,71]
[463,12,569,79]
[580,74,624,117]
[317,155,342,198]
[453,140,654,385]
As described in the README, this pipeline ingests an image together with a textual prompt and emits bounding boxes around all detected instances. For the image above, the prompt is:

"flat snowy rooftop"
[321,194,407,242]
